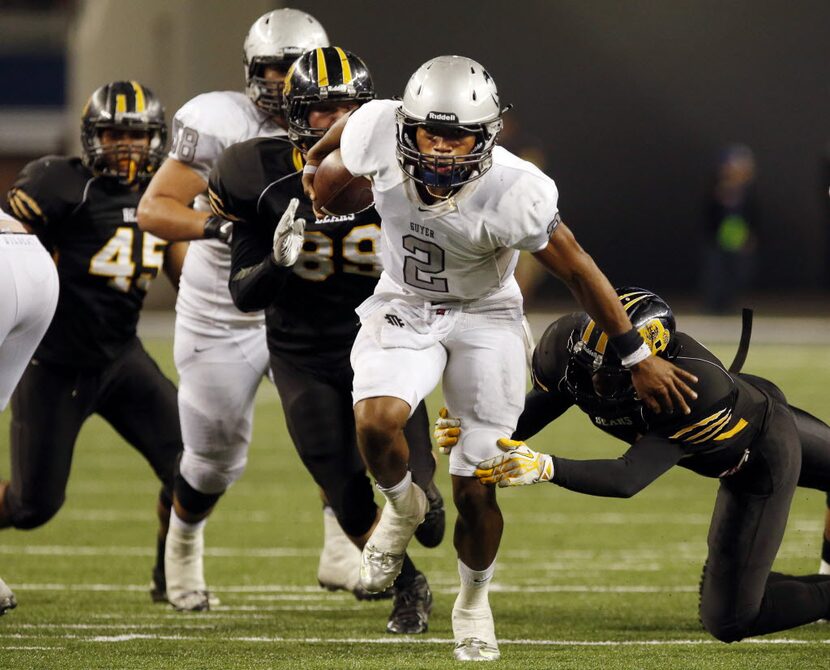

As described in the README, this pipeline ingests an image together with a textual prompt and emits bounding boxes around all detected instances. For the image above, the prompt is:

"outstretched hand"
[630,355,697,415]
[474,439,554,487]
[272,198,306,267]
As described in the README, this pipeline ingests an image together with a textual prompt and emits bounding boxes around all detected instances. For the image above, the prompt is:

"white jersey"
[170,91,285,333]
[340,99,559,303]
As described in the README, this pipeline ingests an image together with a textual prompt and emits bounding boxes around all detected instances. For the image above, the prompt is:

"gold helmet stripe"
[581,320,596,344]
[130,81,146,112]
[334,47,353,84]
[316,48,329,87]
[595,332,608,355]
[115,93,127,114]
[622,293,651,312]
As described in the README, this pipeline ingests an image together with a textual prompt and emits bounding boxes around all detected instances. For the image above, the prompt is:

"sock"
[377,471,412,502]
[154,535,166,575]
[393,554,418,588]
[170,508,207,535]
[456,559,496,610]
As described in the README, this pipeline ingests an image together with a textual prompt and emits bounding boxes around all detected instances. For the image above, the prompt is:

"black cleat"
[150,566,167,604]
[386,572,432,634]
[414,482,445,548]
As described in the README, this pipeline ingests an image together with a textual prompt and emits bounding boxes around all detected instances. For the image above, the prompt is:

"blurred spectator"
[701,144,758,314]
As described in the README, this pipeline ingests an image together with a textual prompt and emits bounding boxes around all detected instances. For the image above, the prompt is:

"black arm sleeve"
[513,387,574,441]
[228,222,292,312]
[551,433,685,498]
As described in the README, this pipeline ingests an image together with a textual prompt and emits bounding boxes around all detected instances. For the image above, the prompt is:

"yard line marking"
[0,646,65,650]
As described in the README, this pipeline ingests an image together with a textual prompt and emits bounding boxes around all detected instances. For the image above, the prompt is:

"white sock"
[377,471,412,501]
[170,509,207,535]
[456,559,496,610]
[820,559,830,576]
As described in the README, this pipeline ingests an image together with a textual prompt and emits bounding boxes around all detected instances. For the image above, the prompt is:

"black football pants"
[269,353,435,538]
[700,377,830,641]
[4,339,181,529]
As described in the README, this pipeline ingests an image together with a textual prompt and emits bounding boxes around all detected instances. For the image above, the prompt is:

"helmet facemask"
[395,109,502,189]
[246,56,296,116]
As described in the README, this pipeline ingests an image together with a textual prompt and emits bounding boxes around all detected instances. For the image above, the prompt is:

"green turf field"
[1,339,829,669]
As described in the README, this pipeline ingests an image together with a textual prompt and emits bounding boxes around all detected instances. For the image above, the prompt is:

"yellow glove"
[433,407,461,455]
[475,438,554,487]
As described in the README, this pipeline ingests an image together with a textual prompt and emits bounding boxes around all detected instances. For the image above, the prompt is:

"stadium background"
[1,2,830,668]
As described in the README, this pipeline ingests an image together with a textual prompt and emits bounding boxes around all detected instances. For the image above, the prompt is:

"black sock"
[822,535,830,564]
[393,554,418,588]
[154,535,165,580]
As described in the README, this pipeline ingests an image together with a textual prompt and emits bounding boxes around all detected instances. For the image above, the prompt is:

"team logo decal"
[638,318,671,355]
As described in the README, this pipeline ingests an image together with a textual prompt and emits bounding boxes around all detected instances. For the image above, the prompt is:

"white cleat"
[0,578,17,616]
[165,523,210,612]
[453,637,501,662]
[359,482,427,593]
[453,603,499,661]
[318,506,362,593]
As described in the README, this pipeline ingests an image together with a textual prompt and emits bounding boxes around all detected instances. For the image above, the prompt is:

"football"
[312,149,373,216]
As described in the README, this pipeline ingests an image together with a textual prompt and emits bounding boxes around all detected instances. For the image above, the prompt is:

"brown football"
[312,149,373,216]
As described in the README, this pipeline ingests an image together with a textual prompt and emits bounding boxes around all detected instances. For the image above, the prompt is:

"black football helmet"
[565,287,677,404]
[283,46,374,150]
[81,81,167,185]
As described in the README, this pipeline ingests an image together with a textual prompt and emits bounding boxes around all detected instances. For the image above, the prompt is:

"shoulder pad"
[7,156,89,225]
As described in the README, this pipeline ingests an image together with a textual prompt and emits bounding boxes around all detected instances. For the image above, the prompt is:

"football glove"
[272,198,306,267]
[474,439,554,487]
[433,407,461,455]
[203,215,233,244]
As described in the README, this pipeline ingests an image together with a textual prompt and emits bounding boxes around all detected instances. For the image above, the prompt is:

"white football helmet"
[243,8,329,115]
[396,55,503,188]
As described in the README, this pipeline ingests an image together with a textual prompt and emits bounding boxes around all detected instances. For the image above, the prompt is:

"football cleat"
[414,481,445,548]
[386,572,432,634]
[165,522,211,612]
[453,637,501,662]
[452,602,499,662]
[0,577,17,616]
[359,483,427,593]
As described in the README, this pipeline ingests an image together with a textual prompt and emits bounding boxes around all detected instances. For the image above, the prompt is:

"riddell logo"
[426,111,458,122]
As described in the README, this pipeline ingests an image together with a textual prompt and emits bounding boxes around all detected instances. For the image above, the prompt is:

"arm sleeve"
[340,100,400,180]
[551,433,685,498]
[5,157,78,231]
[513,387,574,441]
[209,140,293,312]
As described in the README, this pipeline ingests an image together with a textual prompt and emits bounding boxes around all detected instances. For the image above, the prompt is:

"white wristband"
[302,163,318,175]
[621,342,652,369]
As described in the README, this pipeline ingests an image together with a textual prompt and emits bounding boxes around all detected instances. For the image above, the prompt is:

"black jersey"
[518,314,777,496]
[6,156,168,368]
[208,137,381,367]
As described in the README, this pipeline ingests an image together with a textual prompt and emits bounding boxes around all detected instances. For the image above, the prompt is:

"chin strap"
[728,308,754,374]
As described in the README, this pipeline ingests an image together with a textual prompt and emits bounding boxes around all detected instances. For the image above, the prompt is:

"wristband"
[302,163,318,175]
[621,342,652,369]
[609,327,645,359]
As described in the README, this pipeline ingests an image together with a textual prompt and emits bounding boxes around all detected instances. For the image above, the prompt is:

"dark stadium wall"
[289,0,830,295]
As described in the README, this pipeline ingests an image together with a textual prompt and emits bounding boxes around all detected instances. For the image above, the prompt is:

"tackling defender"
[136,9,348,611]
[302,55,697,660]
[469,289,830,642]
[0,81,183,599]
[0,208,59,615]
[209,46,442,634]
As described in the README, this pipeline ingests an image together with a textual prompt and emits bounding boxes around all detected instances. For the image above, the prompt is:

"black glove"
[203,215,233,244]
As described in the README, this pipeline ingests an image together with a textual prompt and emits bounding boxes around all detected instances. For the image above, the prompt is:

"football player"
[0,81,184,602]
[301,55,697,661]
[0,208,59,615]
[136,9,352,612]
[468,288,830,642]
[208,46,442,634]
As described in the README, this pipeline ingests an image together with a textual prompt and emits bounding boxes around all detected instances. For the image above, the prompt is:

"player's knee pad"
[8,493,64,530]
[179,445,248,495]
[332,471,378,538]
[174,473,223,516]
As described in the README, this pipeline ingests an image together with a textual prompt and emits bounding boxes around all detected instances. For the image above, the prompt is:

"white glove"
[272,198,306,267]
[433,407,461,455]
[475,439,554,487]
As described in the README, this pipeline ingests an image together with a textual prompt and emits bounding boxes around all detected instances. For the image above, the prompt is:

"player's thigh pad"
[174,324,269,492]
[350,322,446,416]
[443,314,528,476]
[0,241,58,409]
